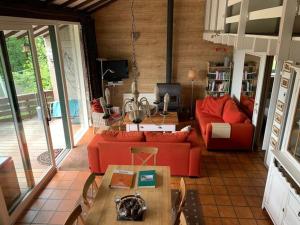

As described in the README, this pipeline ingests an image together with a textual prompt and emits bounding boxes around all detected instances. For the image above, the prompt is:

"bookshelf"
[241,63,257,98]
[206,62,232,97]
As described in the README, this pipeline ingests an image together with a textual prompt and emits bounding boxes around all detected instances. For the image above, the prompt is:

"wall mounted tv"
[101,60,129,82]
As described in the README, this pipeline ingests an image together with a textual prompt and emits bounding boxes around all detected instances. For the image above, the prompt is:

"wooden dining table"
[85,165,172,225]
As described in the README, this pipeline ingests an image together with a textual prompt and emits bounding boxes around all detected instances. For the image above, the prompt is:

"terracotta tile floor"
[171,148,273,225]
[16,133,273,225]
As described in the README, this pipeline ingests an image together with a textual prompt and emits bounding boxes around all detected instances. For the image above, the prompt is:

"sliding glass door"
[57,24,89,144]
[0,21,89,224]
[0,27,54,213]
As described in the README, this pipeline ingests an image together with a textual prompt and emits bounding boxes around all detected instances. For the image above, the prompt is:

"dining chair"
[178,211,187,225]
[130,147,158,165]
[178,177,186,210]
[64,205,85,225]
[173,178,187,225]
[82,173,99,209]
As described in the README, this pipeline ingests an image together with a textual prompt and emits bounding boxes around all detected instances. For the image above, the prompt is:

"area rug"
[171,189,202,225]
[37,148,63,166]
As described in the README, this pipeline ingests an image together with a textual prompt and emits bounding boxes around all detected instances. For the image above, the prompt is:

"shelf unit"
[206,62,232,97]
[241,63,257,98]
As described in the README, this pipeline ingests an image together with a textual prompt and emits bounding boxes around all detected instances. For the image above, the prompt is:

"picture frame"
[274,112,282,124]
[281,78,289,89]
[272,125,280,137]
[276,100,284,112]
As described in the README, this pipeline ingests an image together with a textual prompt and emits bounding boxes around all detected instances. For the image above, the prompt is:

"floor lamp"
[188,69,197,119]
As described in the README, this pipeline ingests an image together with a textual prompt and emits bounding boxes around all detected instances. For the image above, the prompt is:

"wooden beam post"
[204,0,212,31]
[235,0,249,49]
[263,0,298,164]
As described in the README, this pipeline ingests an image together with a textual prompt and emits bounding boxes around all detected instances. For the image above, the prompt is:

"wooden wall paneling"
[92,0,232,107]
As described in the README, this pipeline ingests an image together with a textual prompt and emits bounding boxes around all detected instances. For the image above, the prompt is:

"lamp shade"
[188,69,197,81]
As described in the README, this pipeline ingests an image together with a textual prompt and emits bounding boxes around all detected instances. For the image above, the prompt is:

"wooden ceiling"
[1,0,116,38]
[4,25,66,39]
[50,0,116,13]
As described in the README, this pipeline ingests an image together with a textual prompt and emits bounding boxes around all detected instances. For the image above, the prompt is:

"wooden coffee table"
[124,112,179,132]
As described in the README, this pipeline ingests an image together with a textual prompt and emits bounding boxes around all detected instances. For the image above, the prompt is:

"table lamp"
[188,69,197,119]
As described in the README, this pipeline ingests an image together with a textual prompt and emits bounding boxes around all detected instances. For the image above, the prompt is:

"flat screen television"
[101,60,129,82]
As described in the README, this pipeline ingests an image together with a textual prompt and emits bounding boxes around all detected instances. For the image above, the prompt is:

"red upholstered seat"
[222,99,247,123]
[196,111,224,135]
[195,96,254,150]
[240,95,255,118]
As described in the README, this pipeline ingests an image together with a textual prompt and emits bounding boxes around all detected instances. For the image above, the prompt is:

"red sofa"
[87,130,201,177]
[240,95,255,118]
[195,95,254,150]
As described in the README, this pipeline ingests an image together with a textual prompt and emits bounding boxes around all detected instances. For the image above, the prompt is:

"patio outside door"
[0,27,54,214]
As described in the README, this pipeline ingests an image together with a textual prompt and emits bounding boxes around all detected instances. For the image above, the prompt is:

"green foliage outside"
[6,36,52,94]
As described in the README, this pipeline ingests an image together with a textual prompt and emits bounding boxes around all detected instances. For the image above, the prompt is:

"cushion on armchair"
[222,99,247,123]
[200,94,230,118]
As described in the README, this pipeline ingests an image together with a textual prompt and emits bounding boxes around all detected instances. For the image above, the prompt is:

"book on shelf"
[207,81,230,92]
[243,71,256,80]
[109,169,135,189]
[208,71,230,80]
[137,170,156,188]
[242,81,256,92]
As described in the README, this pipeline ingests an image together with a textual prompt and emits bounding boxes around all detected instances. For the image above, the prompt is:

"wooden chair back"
[130,147,158,165]
[179,212,187,225]
[178,177,186,210]
[82,173,99,209]
[64,205,85,225]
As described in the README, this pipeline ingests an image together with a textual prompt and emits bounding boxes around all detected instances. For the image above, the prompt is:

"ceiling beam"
[74,0,100,10]
[4,31,18,38]
[60,0,81,7]
[88,0,116,13]
[42,25,68,37]
[0,0,88,22]
[34,26,50,37]
[16,25,45,39]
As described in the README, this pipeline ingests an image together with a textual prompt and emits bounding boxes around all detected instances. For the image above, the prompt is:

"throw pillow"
[100,130,119,141]
[222,99,247,123]
[180,125,192,132]
[145,131,188,143]
[101,130,144,142]
[201,94,230,118]
[117,131,145,142]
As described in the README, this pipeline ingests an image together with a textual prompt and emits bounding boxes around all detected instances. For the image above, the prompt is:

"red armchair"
[195,95,254,150]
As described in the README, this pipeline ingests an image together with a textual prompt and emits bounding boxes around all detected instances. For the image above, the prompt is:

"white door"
[252,54,267,125]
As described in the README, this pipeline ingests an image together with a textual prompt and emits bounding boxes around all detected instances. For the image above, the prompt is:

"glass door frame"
[0,18,90,225]
[281,66,300,172]
[0,24,56,225]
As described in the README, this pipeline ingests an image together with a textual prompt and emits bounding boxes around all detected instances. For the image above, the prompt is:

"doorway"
[237,53,275,150]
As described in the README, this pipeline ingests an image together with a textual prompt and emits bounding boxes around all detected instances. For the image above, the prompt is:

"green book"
[137,170,156,188]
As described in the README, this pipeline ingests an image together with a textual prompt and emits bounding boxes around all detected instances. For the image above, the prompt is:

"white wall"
[231,49,246,100]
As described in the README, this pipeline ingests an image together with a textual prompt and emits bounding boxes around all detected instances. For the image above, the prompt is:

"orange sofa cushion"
[101,130,144,142]
[144,132,188,143]
[200,94,230,118]
[222,99,247,123]
[197,111,224,135]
